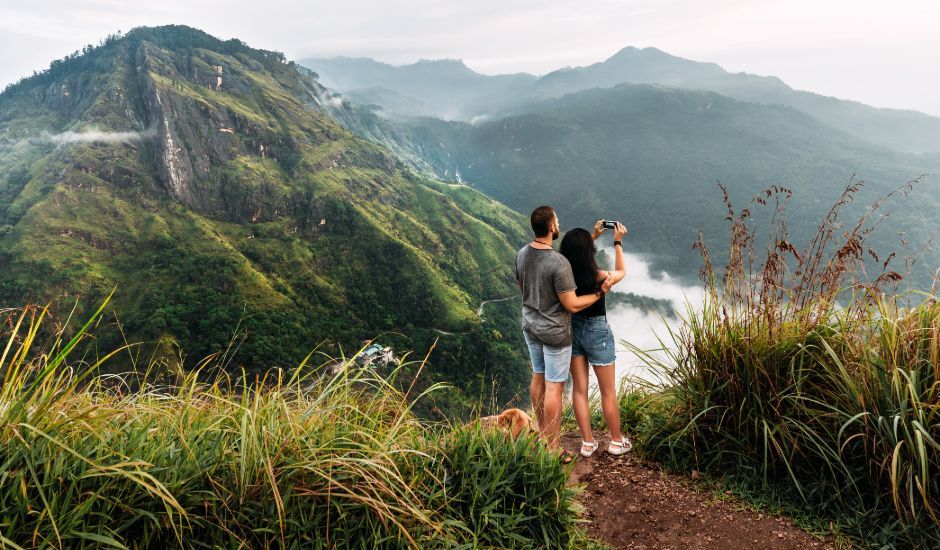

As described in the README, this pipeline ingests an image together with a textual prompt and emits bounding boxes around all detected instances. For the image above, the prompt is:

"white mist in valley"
[1,127,156,152]
[589,247,705,389]
[38,127,156,145]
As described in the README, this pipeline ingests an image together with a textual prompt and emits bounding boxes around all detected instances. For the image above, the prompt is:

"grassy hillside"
[0,26,530,412]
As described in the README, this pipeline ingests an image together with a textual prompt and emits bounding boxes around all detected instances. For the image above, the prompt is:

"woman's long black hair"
[560,228,600,295]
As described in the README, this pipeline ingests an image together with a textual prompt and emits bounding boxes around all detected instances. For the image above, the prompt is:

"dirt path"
[561,434,834,550]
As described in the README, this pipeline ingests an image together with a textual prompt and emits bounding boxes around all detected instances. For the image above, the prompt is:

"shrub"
[439,427,581,548]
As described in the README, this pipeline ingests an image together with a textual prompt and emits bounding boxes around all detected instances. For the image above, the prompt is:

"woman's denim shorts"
[571,315,616,367]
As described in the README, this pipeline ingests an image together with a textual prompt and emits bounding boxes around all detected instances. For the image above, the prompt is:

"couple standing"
[514,205,631,463]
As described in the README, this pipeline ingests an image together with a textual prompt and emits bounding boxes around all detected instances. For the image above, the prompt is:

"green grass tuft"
[0,300,585,548]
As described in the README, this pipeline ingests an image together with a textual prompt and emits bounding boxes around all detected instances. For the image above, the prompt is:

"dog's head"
[480,408,536,438]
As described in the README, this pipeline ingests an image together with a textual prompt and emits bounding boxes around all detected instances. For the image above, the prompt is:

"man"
[515,206,611,459]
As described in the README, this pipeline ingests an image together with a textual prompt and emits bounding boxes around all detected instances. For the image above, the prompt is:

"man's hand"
[614,222,628,240]
[592,219,606,240]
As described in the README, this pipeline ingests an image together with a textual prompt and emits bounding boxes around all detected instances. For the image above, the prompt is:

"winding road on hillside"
[476,297,513,319]
[433,297,514,336]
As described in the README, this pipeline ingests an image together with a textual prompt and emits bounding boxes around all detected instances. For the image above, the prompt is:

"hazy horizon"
[2,1,940,118]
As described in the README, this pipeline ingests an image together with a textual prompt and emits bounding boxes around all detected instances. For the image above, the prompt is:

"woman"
[559,220,631,457]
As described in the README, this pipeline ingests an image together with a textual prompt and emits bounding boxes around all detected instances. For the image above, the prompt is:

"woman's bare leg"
[570,355,594,451]
[593,362,622,441]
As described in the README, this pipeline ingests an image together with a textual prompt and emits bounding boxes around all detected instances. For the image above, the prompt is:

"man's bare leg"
[542,380,566,448]
[530,373,546,432]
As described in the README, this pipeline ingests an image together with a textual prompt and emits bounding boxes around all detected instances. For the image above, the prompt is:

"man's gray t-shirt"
[514,245,577,347]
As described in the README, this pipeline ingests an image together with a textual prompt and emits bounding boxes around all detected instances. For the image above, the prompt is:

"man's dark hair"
[530,206,555,237]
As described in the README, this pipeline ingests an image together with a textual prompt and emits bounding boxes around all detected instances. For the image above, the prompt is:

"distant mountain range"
[302,47,940,154]
[304,50,939,287]
[0,26,531,411]
[302,56,536,122]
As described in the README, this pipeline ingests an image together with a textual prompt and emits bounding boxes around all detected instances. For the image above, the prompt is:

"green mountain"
[346,84,940,286]
[0,26,531,412]
[304,48,940,154]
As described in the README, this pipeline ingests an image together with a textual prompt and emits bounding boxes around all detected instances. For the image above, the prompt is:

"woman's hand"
[592,219,606,240]
[600,273,614,294]
[614,222,628,240]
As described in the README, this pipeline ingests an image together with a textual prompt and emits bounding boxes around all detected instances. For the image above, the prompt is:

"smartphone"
[601,220,618,229]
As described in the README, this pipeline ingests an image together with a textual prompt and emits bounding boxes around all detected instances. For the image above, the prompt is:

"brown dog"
[478,408,536,438]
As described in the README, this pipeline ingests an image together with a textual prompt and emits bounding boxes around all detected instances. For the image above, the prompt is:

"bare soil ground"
[561,433,836,550]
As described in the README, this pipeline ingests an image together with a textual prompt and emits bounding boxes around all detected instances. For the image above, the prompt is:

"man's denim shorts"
[523,331,572,383]
[571,315,616,367]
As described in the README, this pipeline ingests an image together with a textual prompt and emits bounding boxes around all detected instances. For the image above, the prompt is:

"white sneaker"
[608,436,633,456]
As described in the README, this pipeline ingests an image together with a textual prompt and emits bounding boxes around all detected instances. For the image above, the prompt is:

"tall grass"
[629,179,940,543]
[0,301,582,548]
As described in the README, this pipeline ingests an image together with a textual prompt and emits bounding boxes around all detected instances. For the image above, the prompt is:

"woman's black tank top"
[574,277,606,318]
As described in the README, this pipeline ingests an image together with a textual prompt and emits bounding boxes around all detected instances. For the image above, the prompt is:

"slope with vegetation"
[0,25,530,413]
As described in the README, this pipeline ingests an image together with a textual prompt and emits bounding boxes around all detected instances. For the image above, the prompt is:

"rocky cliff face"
[135,40,266,213]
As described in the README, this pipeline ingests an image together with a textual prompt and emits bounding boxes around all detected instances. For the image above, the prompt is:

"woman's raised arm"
[608,222,627,285]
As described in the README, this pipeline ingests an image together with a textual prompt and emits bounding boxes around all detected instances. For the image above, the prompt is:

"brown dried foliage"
[695,177,928,330]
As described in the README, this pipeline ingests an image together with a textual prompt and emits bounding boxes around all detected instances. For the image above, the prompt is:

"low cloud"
[311,88,344,109]
[38,127,156,145]
[600,248,705,387]
[610,249,705,311]
[325,95,344,108]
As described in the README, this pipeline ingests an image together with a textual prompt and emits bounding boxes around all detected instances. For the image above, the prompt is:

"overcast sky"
[2,0,939,116]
